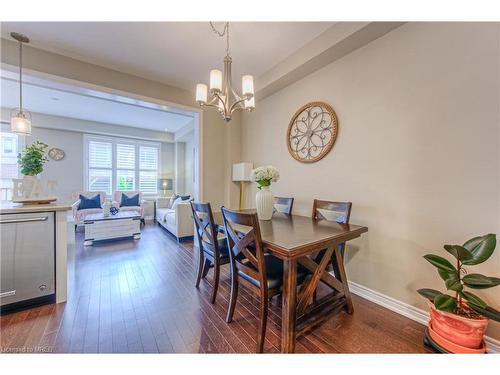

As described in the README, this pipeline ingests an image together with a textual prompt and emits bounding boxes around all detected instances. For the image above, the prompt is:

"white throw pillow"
[167,195,177,209]
[170,196,183,209]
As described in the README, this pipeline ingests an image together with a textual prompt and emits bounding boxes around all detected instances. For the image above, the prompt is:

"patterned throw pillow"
[78,194,101,210]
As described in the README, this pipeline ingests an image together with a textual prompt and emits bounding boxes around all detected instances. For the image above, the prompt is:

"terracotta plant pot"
[428,301,488,353]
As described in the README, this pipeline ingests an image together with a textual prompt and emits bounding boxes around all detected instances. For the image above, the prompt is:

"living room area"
[1,64,201,242]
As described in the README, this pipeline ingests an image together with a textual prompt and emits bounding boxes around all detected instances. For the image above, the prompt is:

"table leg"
[281,258,297,353]
[332,245,354,314]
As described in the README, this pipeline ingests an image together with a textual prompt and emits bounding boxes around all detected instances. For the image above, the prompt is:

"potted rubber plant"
[418,233,500,353]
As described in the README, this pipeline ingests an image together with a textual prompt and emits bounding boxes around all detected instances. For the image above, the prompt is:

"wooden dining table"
[214,211,368,353]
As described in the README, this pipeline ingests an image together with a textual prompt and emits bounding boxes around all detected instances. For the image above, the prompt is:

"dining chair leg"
[257,292,268,353]
[226,266,239,323]
[195,249,205,288]
[210,260,220,304]
[202,259,211,278]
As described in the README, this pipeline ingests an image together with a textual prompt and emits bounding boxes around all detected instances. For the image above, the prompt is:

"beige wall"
[241,23,500,339]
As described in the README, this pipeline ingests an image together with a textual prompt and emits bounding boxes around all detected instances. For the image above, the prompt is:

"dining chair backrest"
[312,199,352,224]
[190,201,220,257]
[312,200,352,258]
[273,196,294,215]
[221,207,267,289]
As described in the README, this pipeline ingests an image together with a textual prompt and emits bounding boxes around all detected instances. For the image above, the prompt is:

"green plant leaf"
[417,288,442,301]
[462,274,500,289]
[462,234,497,265]
[423,254,457,273]
[459,291,487,308]
[434,294,457,312]
[443,245,473,261]
[445,276,463,292]
[437,269,462,291]
[468,304,500,322]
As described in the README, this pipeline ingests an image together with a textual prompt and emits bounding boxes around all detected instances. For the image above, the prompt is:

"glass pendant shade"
[196,84,208,104]
[242,75,254,96]
[10,109,32,136]
[209,69,222,92]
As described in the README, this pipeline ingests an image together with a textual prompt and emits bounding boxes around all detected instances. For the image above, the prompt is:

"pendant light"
[10,32,32,136]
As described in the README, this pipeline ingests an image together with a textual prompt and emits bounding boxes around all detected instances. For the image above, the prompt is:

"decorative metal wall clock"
[48,147,65,161]
[287,101,338,163]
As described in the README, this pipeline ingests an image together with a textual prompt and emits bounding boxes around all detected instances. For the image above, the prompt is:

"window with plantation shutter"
[139,146,159,194]
[84,135,160,197]
[88,140,113,195]
[116,143,136,191]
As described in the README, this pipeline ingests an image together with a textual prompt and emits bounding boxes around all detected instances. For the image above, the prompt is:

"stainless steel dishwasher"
[0,211,56,312]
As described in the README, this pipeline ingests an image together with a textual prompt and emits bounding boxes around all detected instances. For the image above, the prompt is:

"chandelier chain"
[209,22,230,55]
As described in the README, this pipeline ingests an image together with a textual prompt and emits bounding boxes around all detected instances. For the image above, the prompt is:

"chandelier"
[10,32,32,136]
[195,22,255,122]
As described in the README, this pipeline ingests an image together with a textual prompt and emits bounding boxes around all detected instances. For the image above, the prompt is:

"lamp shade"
[242,75,254,96]
[232,162,253,182]
[210,69,222,92]
[195,84,208,104]
[10,110,32,135]
[158,178,173,191]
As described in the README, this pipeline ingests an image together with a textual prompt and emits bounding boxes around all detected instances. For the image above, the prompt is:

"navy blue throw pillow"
[78,194,101,210]
[120,193,140,207]
[179,195,191,201]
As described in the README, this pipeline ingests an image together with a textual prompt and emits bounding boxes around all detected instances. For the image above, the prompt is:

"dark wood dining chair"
[221,207,285,353]
[311,199,353,301]
[273,196,294,215]
[191,201,230,304]
[312,199,352,254]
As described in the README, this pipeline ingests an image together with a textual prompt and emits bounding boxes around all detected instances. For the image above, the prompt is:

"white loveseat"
[155,197,194,241]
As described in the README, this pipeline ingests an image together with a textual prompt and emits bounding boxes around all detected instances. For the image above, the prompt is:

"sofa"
[112,190,146,225]
[155,196,194,241]
[72,191,106,225]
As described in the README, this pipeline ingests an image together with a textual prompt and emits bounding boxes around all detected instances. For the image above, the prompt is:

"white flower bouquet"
[250,165,280,189]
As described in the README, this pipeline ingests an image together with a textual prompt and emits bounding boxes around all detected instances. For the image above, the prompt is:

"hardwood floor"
[0,223,430,353]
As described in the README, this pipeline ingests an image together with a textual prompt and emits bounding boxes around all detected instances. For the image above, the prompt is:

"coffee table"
[83,211,141,246]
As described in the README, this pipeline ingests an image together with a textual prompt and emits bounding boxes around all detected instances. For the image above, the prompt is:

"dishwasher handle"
[0,216,48,224]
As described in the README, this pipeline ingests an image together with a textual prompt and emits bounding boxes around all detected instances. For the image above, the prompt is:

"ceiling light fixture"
[195,22,254,122]
[10,32,32,136]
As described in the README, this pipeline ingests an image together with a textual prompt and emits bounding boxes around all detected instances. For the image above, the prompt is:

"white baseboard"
[348,280,500,353]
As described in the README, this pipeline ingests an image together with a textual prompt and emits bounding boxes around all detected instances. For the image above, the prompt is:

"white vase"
[102,200,111,217]
[256,186,274,220]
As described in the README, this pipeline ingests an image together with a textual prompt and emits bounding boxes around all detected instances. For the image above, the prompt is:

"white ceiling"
[0,76,195,132]
[0,22,334,90]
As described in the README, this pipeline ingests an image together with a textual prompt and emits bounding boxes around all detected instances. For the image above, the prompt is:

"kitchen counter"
[0,201,72,214]
[0,202,72,311]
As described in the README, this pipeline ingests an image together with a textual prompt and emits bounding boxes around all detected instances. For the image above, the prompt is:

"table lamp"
[232,162,253,210]
[157,178,173,196]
